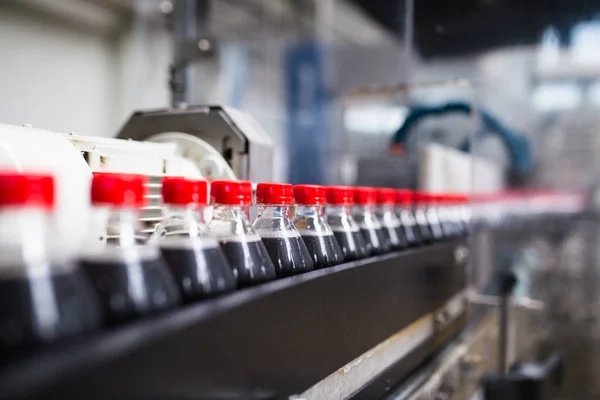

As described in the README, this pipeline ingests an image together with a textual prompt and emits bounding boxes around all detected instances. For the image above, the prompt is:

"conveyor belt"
[0,240,467,400]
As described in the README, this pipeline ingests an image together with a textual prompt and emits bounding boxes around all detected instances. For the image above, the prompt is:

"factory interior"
[0,0,599,399]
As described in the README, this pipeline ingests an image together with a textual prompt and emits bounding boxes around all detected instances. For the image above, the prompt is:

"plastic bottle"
[79,173,180,324]
[325,186,369,261]
[353,187,391,255]
[0,173,100,355]
[436,194,455,238]
[253,183,313,277]
[446,194,468,237]
[205,180,276,288]
[458,194,471,231]
[375,188,407,251]
[423,192,444,241]
[292,184,344,269]
[154,177,235,301]
[396,189,420,246]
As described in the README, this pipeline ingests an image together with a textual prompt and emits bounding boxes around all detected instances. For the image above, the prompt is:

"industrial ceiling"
[349,0,600,58]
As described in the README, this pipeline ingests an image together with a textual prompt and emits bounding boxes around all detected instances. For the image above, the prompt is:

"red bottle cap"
[377,188,397,205]
[162,177,208,205]
[396,189,414,206]
[210,180,252,205]
[293,184,326,205]
[354,187,377,205]
[0,173,54,209]
[414,191,433,205]
[256,182,293,205]
[326,186,354,205]
[91,172,147,208]
[443,194,460,204]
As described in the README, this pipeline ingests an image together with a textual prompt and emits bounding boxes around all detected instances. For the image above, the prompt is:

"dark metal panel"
[0,241,466,400]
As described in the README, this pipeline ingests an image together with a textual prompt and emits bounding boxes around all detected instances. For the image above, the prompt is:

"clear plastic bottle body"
[325,205,369,261]
[460,201,472,229]
[0,206,100,355]
[353,205,390,254]
[155,205,235,301]
[292,204,344,269]
[424,203,444,241]
[396,205,421,246]
[446,200,466,237]
[205,205,276,287]
[414,204,433,243]
[437,201,455,238]
[253,205,313,277]
[376,204,407,251]
[80,206,180,324]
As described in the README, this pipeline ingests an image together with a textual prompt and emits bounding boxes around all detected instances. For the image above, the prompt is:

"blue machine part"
[391,101,533,177]
[284,41,327,185]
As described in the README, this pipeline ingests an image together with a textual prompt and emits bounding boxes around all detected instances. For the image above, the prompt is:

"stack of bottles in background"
[396,189,420,247]
[205,180,276,288]
[153,177,235,302]
[375,188,407,251]
[292,185,344,269]
[0,173,100,357]
[79,173,180,324]
[253,183,313,277]
[325,186,369,261]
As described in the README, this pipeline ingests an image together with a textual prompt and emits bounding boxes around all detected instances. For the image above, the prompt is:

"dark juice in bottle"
[79,173,180,324]
[154,177,235,301]
[298,233,344,268]
[376,188,406,251]
[396,189,420,246]
[325,186,370,261]
[331,229,369,261]
[0,173,100,356]
[354,187,391,255]
[205,180,276,288]
[254,183,313,278]
[414,191,435,243]
[160,239,236,300]
[0,267,100,358]
[219,236,277,287]
[80,249,180,323]
[424,193,445,241]
[292,185,344,269]
[260,234,313,277]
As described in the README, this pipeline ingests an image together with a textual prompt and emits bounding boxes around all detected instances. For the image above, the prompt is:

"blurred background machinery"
[1,0,600,398]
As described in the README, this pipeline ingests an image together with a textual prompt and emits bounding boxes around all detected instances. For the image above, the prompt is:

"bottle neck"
[0,207,50,269]
[105,207,142,248]
[206,204,256,239]
[378,204,395,213]
[165,204,207,238]
[355,204,376,212]
[325,204,351,216]
[212,204,250,219]
[378,204,399,223]
[256,204,291,218]
[294,204,323,217]
[167,204,206,221]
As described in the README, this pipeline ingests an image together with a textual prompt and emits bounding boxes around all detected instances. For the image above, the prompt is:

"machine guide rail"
[0,240,467,400]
